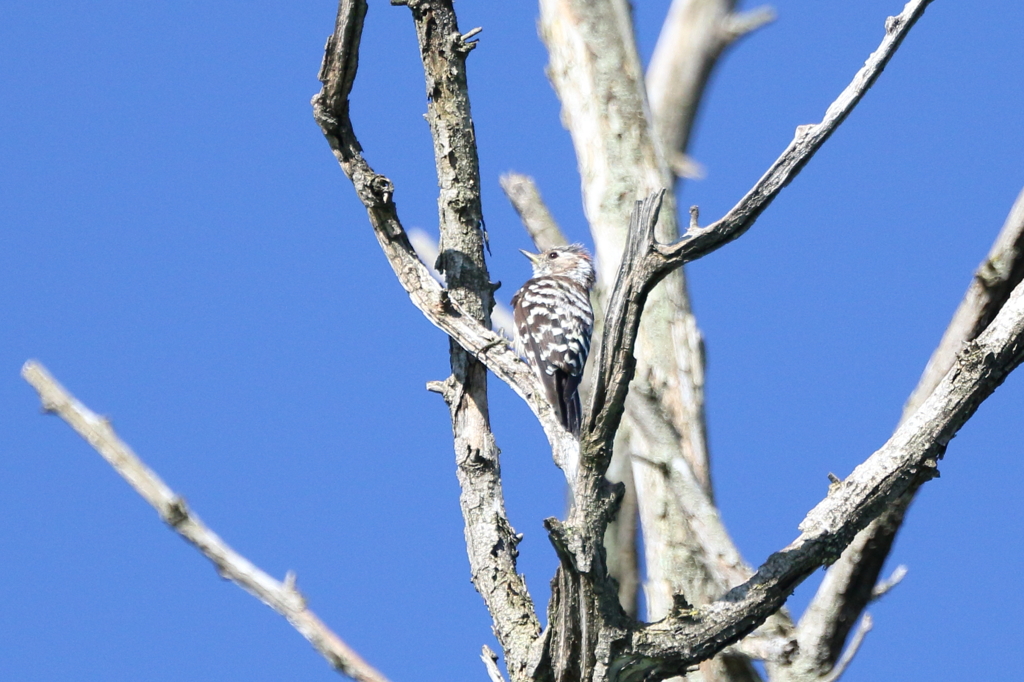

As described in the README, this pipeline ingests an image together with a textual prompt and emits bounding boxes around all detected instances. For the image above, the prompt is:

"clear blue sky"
[2,1,1022,680]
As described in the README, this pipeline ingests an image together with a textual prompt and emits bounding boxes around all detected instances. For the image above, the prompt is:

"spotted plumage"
[511,244,596,436]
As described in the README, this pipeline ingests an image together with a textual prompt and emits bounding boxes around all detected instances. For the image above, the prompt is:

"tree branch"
[647,0,775,179]
[623,272,1024,678]
[500,172,568,251]
[582,0,936,473]
[312,2,561,678]
[540,3,751,655]
[904,185,1024,417]
[870,564,907,600]
[405,5,541,679]
[787,183,1024,678]
[20,361,390,682]
[582,191,667,465]
[660,0,935,269]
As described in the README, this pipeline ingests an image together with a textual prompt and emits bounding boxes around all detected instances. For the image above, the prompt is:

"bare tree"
[21,1,1024,682]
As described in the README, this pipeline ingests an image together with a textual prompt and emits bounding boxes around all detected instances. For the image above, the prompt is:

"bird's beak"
[519,249,541,265]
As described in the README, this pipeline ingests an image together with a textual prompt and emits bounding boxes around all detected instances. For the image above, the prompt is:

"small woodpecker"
[511,244,596,436]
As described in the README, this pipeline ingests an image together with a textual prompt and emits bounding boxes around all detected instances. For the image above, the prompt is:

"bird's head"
[520,244,596,289]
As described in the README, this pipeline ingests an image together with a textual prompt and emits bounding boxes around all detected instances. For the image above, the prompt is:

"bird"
[511,244,596,436]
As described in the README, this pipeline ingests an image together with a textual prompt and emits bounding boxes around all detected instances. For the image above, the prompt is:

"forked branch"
[310,1,965,681]
[787,183,1024,678]
[582,191,666,470]
[580,0,936,480]
[312,0,576,485]
[312,2,555,678]
[623,275,1024,678]
[531,184,1024,680]
[661,0,935,267]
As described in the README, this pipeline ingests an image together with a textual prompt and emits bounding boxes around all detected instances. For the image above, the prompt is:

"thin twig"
[871,564,907,600]
[723,7,777,41]
[20,361,390,682]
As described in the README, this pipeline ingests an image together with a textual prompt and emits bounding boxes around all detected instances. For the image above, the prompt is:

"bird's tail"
[556,372,583,437]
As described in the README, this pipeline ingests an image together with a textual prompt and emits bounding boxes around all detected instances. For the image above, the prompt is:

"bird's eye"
[548,251,559,260]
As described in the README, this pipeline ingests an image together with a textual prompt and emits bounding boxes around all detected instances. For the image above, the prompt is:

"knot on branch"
[311,100,341,134]
[795,123,817,139]
[162,495,190,528]
[367,174,395,208]
[885,14,905,35]
[38,394,60,414]
[545,478,622,578]
[544,517,578,571]
[670,593,698,620]
[426,376,450,392]
[976,255,1011,289]
[603,479,626,522]
[908,456,941,484]
[493,516,523,560]
[437,288,456,314]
